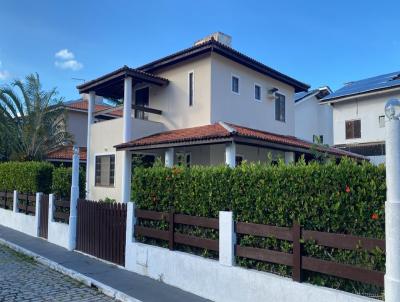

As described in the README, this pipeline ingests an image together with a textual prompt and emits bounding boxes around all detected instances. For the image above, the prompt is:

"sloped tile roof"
[46,147,87,162]
[65,99,123,117]
[115,122,365,159]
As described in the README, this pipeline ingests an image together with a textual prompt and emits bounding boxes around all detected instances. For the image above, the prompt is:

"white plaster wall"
[47,221,69,249]
[0,208,37,237]
[148,54,212,130]
[125,242,377,302]
[332,91,400,145]
[66,111,88,147]
[89,117,166,202]
[210,53,296,136]
[295,96,333,145]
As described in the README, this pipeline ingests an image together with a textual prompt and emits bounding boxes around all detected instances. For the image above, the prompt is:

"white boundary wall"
[0,191,38,237]
[47,194,70,249]
[125,203,378,302]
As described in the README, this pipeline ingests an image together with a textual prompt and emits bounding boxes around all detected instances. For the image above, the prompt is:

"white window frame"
[188,70,194,107]
[379,115,385,128]
[254,83,262,102]
[275,92,286,123]
[94,152,116,188]
[176,152,192,167]
[231,74,240,95]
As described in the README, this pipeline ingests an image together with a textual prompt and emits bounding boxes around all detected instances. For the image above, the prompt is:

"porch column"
[284,151,295,164]
[85,91,95,199]
[225,142,236,168]
[121,77,133,203]
[165,147,174,167]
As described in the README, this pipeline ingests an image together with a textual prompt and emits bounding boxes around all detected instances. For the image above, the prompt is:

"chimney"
[194,32,232,47]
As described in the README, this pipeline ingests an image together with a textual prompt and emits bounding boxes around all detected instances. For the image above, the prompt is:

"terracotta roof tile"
[46,147,87,162]
[115,122,365,160]
[65,100,123,117]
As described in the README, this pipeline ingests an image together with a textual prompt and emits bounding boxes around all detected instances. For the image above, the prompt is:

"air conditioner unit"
[267,88,279,100]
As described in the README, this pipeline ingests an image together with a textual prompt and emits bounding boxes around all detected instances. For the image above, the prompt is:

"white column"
[225,142,236,168]
[385,99,400,302]
[34,192,43,237]
[219,211,235,266]
[49,194,55,223]
[165,147,174,167]
[121,77,133,203]
[85,91,95,199]
[284,151,295,164]
[68,146,80,251]
[13,190,18,213]
[125,202,137,269]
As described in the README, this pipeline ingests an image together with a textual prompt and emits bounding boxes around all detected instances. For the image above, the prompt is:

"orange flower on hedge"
[345,185,351,193]
[371,213,379,220]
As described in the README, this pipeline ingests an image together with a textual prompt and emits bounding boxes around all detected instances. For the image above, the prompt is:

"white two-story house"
[76,32,362,202]
[321,71,400,165]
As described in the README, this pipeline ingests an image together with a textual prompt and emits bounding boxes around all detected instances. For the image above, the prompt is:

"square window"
[95,155,115,187]
[345,120,361,139]
[232,76,239,94]
[254,84,261,101]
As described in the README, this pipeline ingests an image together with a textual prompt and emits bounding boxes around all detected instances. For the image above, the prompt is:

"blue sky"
[1,0,399,100]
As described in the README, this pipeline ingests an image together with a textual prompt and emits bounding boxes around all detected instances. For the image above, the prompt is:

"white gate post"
[219,211,235,266]
[49,194,55,223]
[385,99,400,302]
[68,146,80,251]
[34,192,43,237]
[125,202,137,269]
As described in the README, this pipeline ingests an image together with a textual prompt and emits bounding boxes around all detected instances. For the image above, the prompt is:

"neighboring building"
[76,32,364,202]
[45,97,122,165]
[321,70,400,164]
[294,86,333,145]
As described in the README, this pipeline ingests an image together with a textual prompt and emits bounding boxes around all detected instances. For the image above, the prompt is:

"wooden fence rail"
[0,191,14,210]
[135,208,220,252]
[53,199,70,224]
[134,209,385,287]
[17,193,36,215]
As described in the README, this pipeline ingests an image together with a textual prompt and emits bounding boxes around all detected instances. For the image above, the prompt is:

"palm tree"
[0,73,72,161]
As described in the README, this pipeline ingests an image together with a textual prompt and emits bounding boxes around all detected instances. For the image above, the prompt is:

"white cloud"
[55,49,75,60]
[0,70,10,80]
[55,59,83,71]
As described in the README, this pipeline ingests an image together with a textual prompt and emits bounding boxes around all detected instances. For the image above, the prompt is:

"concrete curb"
[0,238,143,302]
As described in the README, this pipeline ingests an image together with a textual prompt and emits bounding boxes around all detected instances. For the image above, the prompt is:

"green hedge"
[132,158,386,295]
[52,166,86,199]
[0,161,54,193]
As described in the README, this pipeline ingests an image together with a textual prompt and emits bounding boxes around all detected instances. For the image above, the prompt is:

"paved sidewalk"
[0,244,114,301]
[0,225,209,302]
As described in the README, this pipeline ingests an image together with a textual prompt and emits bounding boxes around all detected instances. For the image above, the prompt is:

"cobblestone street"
[0,244,115,302]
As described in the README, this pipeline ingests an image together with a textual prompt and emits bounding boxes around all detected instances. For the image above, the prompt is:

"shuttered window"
[345,120,361,139]
[275,93,285,122]
[95,155,115,187]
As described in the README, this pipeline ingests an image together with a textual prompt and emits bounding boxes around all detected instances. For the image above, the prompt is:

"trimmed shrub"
[52,166,86,199]
[132,158,386,295]
[0,161,54,193]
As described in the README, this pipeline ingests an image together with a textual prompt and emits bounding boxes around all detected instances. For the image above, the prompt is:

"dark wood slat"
[174,214,219,229]
[135,209,169,221]
[235,245,293,266]
[236,222,293,241]
[135,225,169,241]
[174,233,219,251]
[302,256,384,287]
[292,222,302,282]
[302,230,385,252]
[54,200,70,208]
[54,211,69,221]
[131,104,162,115]
[169,209,175,250]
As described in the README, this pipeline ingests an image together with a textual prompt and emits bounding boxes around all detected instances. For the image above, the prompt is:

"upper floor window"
[345,119,361,139]
[254,84,261,101]
[275,93,285,122]
[231,75,239,94]
[313,135,324,144]
[188,72,194,107]
[135,87,149,120]
[95,154,115,187]
[379,115,385,128]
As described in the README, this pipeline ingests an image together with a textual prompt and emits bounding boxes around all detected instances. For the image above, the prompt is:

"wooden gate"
[39,194,49,239]
[76,199,127,266]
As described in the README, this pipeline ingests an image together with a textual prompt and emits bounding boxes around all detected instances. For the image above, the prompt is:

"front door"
[135,87,149,120]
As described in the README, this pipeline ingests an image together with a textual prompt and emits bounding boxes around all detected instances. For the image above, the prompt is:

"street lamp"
[385,98,400,302]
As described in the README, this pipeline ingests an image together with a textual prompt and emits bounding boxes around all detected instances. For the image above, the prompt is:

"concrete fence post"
[34,192,43,237]
[385,99,400,302]
[13,190,18,213]
[219,211,235,266]
[49,194,55,222]
[125,202,137,269]
[68,146,80,251]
